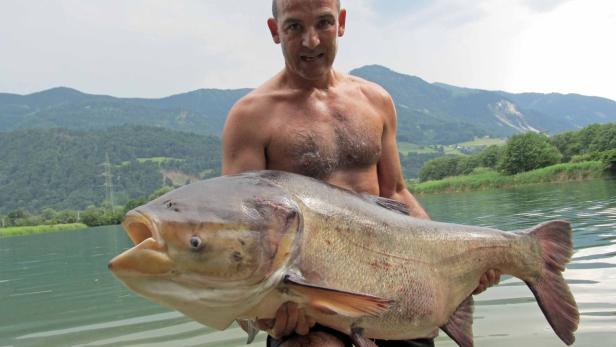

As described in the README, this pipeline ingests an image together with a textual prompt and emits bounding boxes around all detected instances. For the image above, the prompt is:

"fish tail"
[523,220,579,345]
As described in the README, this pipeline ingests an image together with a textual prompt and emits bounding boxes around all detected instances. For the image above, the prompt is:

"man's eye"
[317,19,334,29]
[287,23,301,32]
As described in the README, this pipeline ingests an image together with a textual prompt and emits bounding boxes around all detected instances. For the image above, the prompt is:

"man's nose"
[302,27,320,49]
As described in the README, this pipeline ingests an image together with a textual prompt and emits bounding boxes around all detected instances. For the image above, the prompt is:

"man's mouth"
[301,53,325,62]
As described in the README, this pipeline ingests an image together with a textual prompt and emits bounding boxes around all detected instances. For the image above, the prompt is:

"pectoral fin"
[284,274,393,318]
[440,295,474,347]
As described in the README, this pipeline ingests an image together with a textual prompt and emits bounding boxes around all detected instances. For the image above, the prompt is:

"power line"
[102,152,115,212]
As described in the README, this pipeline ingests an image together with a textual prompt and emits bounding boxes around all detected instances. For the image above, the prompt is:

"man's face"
[268,0,346,81]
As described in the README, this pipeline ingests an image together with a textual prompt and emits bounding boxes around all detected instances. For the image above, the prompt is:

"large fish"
[108,171,579,346]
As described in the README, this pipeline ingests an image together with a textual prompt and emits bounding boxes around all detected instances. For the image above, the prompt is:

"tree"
[601,149,616,174]
[476,145,503,168]
[498,133,562,175]
[455,156,481,176]
[124,198,146,214]
[589,124,616,153]
[419,156,460,182]
[550,131,581,162]
[148,186,173,201]
[7,209,27,226]
[41,208,57,222]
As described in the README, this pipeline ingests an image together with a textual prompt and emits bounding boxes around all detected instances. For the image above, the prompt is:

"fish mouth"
[108,209,171,276]
[122,209,162,246]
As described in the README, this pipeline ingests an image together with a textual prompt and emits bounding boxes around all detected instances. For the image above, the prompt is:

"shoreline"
[1,162,609,235]
[0,223,88,237]
[408,161,607,194]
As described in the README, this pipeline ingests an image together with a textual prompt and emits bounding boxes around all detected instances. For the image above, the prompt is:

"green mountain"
[2,66,615,145]
[352,65,616,143]
[0,125,220,213]
[0,87,250,136]
[498,91,616,131]
[2,65,616,213]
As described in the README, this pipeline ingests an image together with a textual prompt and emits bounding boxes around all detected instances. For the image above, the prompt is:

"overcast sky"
[1,0,615,101]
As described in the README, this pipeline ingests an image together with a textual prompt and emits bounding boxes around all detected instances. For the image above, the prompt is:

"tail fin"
[524,220,579,345]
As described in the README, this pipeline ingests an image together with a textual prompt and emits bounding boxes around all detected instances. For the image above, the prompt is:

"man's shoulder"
[228,86,276,121]
[230,73,289,113]
[341,72,392,104]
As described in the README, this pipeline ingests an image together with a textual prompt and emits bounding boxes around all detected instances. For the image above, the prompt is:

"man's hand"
[473,269,501,294]
[256,302,316,339]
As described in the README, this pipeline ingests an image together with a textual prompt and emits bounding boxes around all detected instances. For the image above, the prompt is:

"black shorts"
[266,324,435,347]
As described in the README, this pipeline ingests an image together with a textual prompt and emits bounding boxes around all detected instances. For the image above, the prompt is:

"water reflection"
[421,179,616,347]
[1,179,615,347]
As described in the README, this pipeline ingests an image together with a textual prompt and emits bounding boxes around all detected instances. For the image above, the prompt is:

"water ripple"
[16,312,183,339]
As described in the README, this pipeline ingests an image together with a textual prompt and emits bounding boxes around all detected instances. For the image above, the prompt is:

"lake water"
[1,179,615,347]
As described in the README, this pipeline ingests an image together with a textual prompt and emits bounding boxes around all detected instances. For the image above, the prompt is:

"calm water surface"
[1,179,615,347]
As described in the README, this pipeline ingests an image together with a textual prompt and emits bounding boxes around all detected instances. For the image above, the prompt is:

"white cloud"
[520,0,575,13]
[509,0,616,98]
[0,0,614,101]
[0,0,278,96]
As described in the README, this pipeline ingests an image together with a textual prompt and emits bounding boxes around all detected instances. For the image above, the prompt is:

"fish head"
[108,173,302,328]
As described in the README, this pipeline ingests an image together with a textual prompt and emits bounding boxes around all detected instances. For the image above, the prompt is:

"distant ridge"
[350,65,616,142]
[2,65,615,144]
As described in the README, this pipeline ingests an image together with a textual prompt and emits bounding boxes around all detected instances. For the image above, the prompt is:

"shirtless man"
[222,1,500,346]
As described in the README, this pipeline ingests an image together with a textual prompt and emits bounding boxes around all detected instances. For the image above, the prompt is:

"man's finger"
[487,269,501,286]
[307,316,316,329]
[295,308,309,335]
[487,270,496,283]
[271,303,289,338]
[256,319,274,331]
[492,270,502,285]
[284,302,299,336]
[473,274,488,294]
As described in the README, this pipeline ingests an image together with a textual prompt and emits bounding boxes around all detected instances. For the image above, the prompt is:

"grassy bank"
[0,223,88,237]
[409,161,605,194]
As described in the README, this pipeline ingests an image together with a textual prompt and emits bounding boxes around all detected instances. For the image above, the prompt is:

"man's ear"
[338,9,347,37]
[267,18,281,44]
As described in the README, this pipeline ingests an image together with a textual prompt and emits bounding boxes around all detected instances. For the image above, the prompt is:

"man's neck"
[281,67,340,91]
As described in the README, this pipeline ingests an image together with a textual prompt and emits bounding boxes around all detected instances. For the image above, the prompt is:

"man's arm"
[222,97,268,175]
[376,92,430,220]
[376,90,500,293]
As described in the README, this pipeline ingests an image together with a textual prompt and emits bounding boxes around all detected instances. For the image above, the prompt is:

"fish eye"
[189,236,202,249]
[164,200,180,212]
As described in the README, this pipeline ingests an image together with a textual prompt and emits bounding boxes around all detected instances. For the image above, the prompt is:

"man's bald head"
[272,0,341,19]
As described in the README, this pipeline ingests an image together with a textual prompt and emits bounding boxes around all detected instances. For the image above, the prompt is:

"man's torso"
[251,74,386,194]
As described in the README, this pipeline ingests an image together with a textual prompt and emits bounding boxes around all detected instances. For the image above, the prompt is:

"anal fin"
[440,295,474,347]
[350,327,379,347]
[236,319,259,344]
[284,274,393,318]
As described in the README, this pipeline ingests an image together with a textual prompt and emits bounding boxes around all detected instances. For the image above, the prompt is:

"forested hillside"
[2,64,616,216]
[2,65,616,146]
[352,65,616,143]
[0,87,249,136]
[0,125,220,213]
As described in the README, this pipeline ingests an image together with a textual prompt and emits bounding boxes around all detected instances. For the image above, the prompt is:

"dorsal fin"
[441,295,474,347]
[361,194,410,215]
